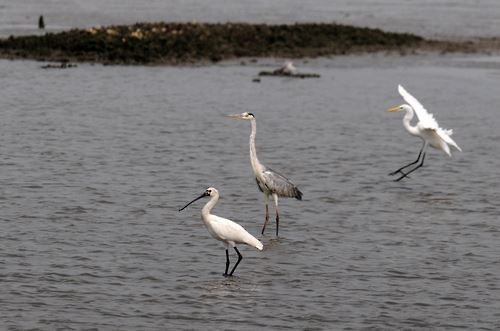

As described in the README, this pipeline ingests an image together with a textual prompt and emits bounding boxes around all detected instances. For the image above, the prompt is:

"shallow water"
[0,53,500,330]
[0,0,500,38]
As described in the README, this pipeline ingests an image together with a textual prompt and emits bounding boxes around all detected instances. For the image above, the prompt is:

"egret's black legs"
[395,152,426,181]
[389,145,425,176]
[229,247,242,276]
[223,249,230,277]
[261,203,269,235]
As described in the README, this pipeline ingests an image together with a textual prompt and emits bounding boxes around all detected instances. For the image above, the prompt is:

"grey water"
[1,1,500,331]
[1,54,500,330]
[1,0,500,39]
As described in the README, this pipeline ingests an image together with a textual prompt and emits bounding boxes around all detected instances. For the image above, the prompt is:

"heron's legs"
[273,193,280,237]
[395,152,426,181]
[223,249,230,277]
[389,143,425,176]
[229,247,242,276]
[261,194,270,235]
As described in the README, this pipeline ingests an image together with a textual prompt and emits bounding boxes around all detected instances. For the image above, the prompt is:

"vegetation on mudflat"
[0,22,432,64]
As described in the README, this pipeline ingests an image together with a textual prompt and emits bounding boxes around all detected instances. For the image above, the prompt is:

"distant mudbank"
[0,22,493,65]
[258,71,320,79]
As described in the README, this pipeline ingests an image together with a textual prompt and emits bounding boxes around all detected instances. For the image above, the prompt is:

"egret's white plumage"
[228,112,302,236]
[387,84,462,181]
[179,187,263,276]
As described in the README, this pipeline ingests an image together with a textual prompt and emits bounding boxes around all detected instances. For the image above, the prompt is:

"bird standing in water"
[179,187,263,277]
[228,112,302,236]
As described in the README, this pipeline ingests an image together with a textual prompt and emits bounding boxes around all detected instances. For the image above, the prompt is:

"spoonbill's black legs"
[389,144,425,176]
[229,247,243,276]
[223,249,230,277]
[223,247,243,277]
[395,152,426,181]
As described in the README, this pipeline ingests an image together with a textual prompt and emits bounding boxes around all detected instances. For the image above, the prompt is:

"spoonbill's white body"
[179,187,263,276]
[387,84,462,181]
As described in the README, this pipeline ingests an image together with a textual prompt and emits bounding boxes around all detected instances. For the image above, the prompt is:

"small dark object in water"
[38,16,45,29]
[258,71,320,78]
[252,77,261,83]
[41,62,77,69]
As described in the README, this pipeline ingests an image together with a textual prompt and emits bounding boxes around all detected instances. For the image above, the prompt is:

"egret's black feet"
[389,170,401,176]
[223,273,230,277]
[394,172,409,181]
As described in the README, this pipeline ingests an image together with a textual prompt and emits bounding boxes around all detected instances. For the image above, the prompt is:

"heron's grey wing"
[398,84,439,129]
[261,168,302,200]
[255,177,265,193]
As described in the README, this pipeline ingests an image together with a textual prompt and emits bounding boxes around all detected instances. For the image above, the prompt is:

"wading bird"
[274,60,297,75]
[387,84,462,181]
[179,187,263,277]
[228,112,302,236]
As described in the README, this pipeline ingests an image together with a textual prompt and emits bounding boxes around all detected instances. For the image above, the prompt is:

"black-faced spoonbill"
[179,187,263,277]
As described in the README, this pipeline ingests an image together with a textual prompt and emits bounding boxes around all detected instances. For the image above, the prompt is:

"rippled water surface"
[1,53,500,330]
[1,0,500,38]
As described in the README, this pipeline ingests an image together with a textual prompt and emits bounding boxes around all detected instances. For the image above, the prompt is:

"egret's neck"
[201,194,218,222]
[403,107,420,136]
[249,119,263,174]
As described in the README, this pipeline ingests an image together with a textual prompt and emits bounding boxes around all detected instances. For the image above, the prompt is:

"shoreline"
[0,22,498,65]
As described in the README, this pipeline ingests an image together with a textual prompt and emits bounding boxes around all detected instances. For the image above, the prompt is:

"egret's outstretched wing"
[398,84,438,129]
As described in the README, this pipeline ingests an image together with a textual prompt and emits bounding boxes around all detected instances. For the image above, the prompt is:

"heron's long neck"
[403,107,420,136]
[249,119,262,174]
[201,194,218,222]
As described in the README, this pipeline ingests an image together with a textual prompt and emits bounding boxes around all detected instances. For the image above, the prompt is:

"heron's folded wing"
[261,168,302,199]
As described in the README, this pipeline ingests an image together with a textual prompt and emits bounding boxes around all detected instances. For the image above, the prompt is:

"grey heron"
[179,187,263,277]
[387,84,462,181]
[228,112,302,236]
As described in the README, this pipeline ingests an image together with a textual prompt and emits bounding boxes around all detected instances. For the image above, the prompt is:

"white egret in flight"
[179,187,263,277]
[228,112,302,236]
[387,84,462,181]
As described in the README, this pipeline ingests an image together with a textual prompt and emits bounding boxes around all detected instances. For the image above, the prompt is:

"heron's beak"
[386,106,400,112]
[226,114,244,120]
[179,192,208,211]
